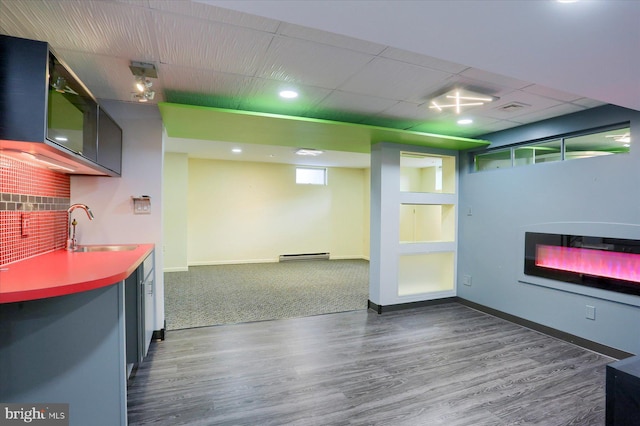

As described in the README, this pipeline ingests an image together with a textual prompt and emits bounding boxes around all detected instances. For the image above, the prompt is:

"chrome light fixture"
[129,61,157,103]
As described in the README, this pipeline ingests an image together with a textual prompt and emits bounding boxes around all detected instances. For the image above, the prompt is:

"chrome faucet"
[67,203,94,251]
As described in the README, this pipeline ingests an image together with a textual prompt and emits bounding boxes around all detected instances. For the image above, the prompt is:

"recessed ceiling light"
[457,118,473,125]
[557,0,578,3]
[231,148,242,153]
[279,90,298,99]
[295,148,323,156]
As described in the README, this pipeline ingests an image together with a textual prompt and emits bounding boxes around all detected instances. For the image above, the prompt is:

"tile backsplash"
[0,153,70,266]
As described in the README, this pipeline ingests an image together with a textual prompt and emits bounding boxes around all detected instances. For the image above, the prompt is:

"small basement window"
[296,167,327,185]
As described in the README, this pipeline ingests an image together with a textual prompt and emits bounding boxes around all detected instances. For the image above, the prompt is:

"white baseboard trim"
[187,256,369,266]
[189,259,278,266]
[164,266,189,273]
[330,255,370,261]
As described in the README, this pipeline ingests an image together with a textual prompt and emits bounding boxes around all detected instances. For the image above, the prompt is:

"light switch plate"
[133,196,151,214]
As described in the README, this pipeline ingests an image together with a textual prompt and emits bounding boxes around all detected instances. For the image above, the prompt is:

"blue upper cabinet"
[0,34,122,177]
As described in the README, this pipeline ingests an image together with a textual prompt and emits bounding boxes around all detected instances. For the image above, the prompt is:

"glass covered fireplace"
[524,232,640,296]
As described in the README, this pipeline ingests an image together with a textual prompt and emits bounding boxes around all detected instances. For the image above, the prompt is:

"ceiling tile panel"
[572,98,607,109]
[238,78,333,116]
[339,57,451,102]
[1,0,158,60]
[459,67,531,90]
[480,90,565,120]
[521,84,583,102]
[255,36,375,88]
[54,49,140,101]
[160,64,253,95]
[150,0,280,32]
[277,22,386,55]
[380,47,469,74]
[507,103,587,124]
[364,101,429,129]
[310,90,398,119]
[153,10,273,74]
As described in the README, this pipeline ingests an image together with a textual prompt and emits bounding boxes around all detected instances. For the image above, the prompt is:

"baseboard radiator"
[279,252,330,262]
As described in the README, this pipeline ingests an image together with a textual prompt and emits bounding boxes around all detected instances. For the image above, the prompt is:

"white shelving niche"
[397,151,458,299]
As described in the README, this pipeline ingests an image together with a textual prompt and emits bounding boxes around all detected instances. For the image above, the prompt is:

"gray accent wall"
[458,105,640,355]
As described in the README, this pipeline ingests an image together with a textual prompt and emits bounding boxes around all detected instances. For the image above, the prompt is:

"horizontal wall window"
[295,167,327,185]
[474,125,630,172]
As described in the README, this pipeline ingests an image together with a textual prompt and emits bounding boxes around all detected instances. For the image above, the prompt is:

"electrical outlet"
[21,213,30,237]
[462,275,472,286]
[586,305,596,320]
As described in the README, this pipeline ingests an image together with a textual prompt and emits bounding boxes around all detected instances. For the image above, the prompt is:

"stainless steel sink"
[74,244,138,252]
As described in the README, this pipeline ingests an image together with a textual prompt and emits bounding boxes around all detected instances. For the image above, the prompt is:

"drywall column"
[369,143,401,306]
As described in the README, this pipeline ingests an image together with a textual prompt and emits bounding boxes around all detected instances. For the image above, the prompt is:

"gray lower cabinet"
[126,250,154,366]
[0,284,128,426]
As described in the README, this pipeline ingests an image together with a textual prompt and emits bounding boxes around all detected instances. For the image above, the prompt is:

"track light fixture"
[129,61,157,103]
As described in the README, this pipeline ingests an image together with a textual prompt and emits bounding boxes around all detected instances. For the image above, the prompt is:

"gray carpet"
[164,259,369,330]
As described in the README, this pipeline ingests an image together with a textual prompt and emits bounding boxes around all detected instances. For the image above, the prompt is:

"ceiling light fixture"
[231,148,242,153]
[295,148,323,156]
[279,90,299,99]
[430,89,496,114]
[457,118,473,125]
[130,61,157,103]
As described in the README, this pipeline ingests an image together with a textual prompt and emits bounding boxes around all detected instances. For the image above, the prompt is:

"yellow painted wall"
[163,152,189,271]
[186,158,368,265]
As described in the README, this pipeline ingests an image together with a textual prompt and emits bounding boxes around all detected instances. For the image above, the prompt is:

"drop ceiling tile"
[150,0,280,32]
[365,101,429,129]
[427,74,516,101]
[54,49,141,102]
[277,22,386,55]
[480,90,564,120]
[255,36,375,88]
[1,0,158,60]
[508,103,587,124]
[0,4,31,35]
[379,101,429,120]
[153,10,273,74]
[521,84,583,102]
[572,98,607,109]
[340,57,451,102]
[310,90,398,119]
[459,67,531,90]
[160,64,252,95]
[380,47,469,74]
[238,79,332,116]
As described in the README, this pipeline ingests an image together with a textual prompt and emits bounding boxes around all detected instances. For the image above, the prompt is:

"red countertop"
[0,244,154,304]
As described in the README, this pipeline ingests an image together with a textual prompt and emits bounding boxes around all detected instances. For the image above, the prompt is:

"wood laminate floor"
[127,303,614,425]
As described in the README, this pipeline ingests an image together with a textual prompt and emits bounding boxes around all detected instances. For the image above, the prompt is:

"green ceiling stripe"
[158,102,490,152]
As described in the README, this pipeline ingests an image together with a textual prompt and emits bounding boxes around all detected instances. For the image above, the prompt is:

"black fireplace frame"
[524,232,640,297]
